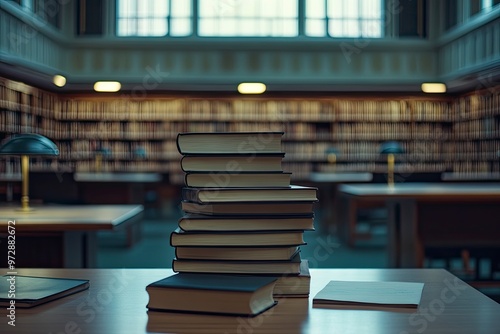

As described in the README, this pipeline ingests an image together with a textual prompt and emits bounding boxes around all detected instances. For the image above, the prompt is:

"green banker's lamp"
[0,133,59,211]
[379,141,404,188]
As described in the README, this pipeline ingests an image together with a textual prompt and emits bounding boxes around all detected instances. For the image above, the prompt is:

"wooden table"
[0,204,144,268]
[308,172,373,234]
[74,173,161,246]
[337,183,500,268]
[0,268,498,333]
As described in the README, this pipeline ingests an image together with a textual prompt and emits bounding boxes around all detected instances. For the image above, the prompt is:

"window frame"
[114,0,388,38]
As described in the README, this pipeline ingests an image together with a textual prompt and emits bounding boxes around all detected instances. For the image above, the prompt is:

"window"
[116,0,192,36]
[306,0,384,38]
[115,0,385,38]
[198,0,298,37]
[482,0,493,10]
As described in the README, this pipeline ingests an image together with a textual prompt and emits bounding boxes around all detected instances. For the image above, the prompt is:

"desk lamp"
[379,141,405,188]
[325,147,340,172]
[94,146,111,172]
[0,133,59,211]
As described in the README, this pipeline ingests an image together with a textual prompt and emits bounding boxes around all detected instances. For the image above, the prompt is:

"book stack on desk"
[171,132,317,297]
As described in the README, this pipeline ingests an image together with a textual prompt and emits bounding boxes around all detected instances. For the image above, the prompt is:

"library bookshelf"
[1,78,499,184]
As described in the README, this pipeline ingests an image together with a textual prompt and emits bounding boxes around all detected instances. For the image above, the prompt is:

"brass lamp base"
[16,195,34,212]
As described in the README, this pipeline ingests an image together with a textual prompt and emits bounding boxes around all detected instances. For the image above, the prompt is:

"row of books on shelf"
[51,139,500,161]
[455,94,500,118]
[55,98,458,121]
[147,132,318,316]
[0,81,58,111]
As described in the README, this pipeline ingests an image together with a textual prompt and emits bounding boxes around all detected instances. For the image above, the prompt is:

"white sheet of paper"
[313,280,424,308]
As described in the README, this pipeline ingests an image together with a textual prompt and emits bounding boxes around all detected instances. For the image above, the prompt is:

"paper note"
[313,280,424,309]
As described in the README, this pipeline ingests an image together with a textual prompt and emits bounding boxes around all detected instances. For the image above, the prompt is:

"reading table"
[0,268,498,333]
[336,183,500,268]
[0,204,144,268]
[308,172,373,234]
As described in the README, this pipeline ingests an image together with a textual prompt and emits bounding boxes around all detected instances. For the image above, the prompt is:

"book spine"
[180,155,187,172]
[176,133,184,154]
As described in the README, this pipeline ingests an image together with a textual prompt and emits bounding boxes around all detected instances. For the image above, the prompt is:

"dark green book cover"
[146,273,277,316]
[0,275,89,308]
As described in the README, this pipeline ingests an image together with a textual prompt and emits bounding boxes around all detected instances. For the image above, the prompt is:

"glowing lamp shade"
[53,75,66,87]
[0,134,59,211]
[94,81,121,92]
[421,83,446,93]
[237,83,266,94]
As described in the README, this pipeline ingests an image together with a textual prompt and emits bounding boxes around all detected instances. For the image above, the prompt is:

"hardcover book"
[180,153,285,172]
[170,227,306,247]
[146,273,277,316]
[176,132,284,154]
[182,185,318,203]
[175,246,300,261]
[184,172,291,188]
[178,213,314,232]
[0,275,89,308]
[274,260,311,297]
[172,253,302,275]
[181,200,316,216]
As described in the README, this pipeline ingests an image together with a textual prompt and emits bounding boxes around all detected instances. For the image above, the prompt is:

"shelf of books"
[1,77,499,182]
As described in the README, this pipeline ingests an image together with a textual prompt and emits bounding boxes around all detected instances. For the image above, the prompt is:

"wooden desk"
[0,268,498,334]
[0,205,144,268]
[74,172,162,183]
[309,172,373,183]
[74,173,161,245]
[337,183,500,268]
[308,172,373,234]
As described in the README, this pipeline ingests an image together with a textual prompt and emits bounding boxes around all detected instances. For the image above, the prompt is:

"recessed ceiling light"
[421,83,446,93]
[238,82,266,94]
[53,75,66,87]
[94,81,121,92]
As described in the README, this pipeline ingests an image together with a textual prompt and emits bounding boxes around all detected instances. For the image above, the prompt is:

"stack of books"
[172,132,317,297]
[146,132,317,316]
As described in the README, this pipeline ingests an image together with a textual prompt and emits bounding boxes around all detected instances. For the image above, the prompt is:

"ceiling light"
[238,83,266,94]
[53,75,66,87]
[94,81,121,92]
[421,83,446,93]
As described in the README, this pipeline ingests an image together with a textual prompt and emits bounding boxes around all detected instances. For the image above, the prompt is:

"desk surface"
[339,182,500,200]
[309,172,373,183]
[0,204,144,231]
[74,172,162,183]
[0,268,498,334]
